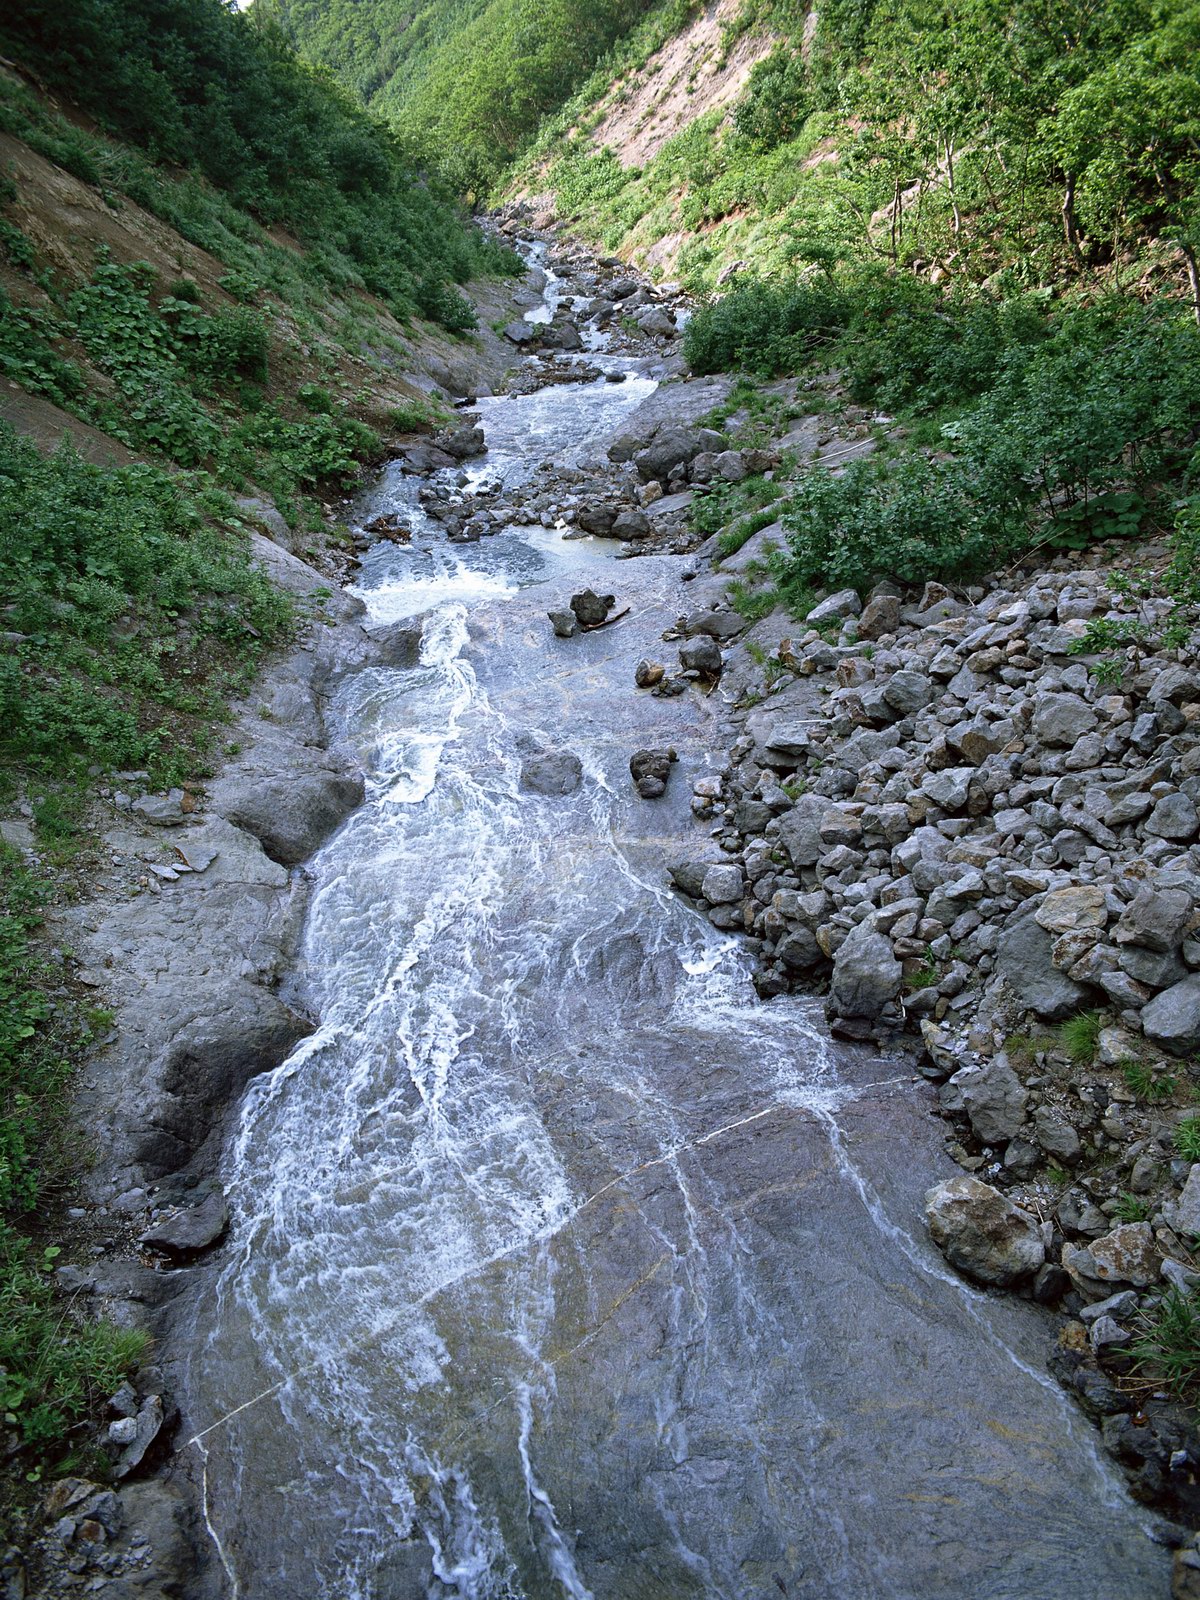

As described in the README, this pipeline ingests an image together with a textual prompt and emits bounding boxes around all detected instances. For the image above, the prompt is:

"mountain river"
[180,266,1168,1600]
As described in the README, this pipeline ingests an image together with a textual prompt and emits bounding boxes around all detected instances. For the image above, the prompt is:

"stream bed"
[180,298,1167,1599]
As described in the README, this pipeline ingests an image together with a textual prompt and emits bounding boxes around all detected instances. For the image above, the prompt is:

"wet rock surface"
[28,220,1183,1597]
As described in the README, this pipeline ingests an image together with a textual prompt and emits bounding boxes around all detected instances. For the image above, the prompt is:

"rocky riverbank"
[667,530,1200,1559]
[16,214,1196,1596]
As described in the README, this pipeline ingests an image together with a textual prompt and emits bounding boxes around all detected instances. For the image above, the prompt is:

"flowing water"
[182,297,1167,1599]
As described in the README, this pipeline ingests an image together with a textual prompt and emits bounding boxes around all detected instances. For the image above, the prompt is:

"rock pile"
[672,548,1200,1519]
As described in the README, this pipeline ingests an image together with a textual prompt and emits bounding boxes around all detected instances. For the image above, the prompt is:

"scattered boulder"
[139,1189,230,1261]
[520,747,584,797]
[701,863,744,905]
[925,1175,1045,1286]
[570,589,616,627]
[439,424,485,460]
[630,748,676,799]
[549,609,578,638]
[635,659,665,689]
[807,589,862,626]
[679,635,723,676]
[995,915,1093,1020]
[943,1056,1028,1145]
[1142,976,1200,1055]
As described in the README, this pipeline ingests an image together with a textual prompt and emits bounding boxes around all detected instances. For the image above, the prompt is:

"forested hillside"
[0,0,518,1509]
[266,0,667,192]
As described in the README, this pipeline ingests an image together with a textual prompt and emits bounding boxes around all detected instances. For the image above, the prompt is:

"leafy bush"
[684,275,851,376]
[775,452,1023,593]
[0,427,293,781]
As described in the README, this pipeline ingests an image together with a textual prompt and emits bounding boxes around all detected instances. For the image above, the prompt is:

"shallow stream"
[181,275,1167,1600]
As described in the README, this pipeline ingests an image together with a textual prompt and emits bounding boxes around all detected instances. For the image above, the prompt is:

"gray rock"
[1165,1164,1200,1238]
[668,861,712,898]
[520,748,584,797]
[921,767,976,813]
[570,589,615,626]
[132,792,186,827]
[634,659,665,689]
[219,769,364,867]
[925,1175,1045,1286]
[1032,693,1098,748]
[857,594,902,640]
[236,495,296,553]
[685,608,744,641]
[1113,889,1196,947]
[701,864,744,906]
[630,748,676,800]
[115,1395,165,1478]
[503,320,537,344]
[826,923,902,1020]
[995,914,1093,1020]
[1142,975,1200,1055]
[635,307,675,337]
[633,425,703,483]
[575,506,617,536]
[1064,1223,1160,1292]
[549,609,579,638]
[946,1056,1028,1145]
[679,636,723,676]
[611,510,651,541]
[139,1189,230,1260]
[712,449,747,482]
[441,425,485,460]
[1089,1315,1131,1351]
[883,671,935,715]
[807,589,862,625]
[776,793,830,869]
[1145,792,1199,841]
[1033,1105,1081,1161]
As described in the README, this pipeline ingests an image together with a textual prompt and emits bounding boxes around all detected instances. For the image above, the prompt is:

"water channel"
[181,269,1167,1600]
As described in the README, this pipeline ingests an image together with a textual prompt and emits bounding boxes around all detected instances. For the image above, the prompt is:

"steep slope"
[0,0,527,1534]
[267,0,661,192]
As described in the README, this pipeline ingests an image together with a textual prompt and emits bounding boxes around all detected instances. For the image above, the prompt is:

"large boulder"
[219,768,364,867]
[995,913,1092,1020]
[826,923,902,1021]
[679,635,723,676]
[632,425,703,484]
[630,748,676,799]
[519,747,583,796]
[1114,886,1193,952]
[1142,975,1200,1056]
[139,1189,230,1261]
[1032,692,1097,748]
[942,1056,1028,1146]
[775,793,829,869]
[570,589,615,626]
[925,1175,1045,1286]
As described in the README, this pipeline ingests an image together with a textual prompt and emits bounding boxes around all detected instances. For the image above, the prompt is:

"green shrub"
[774,452,1022,594]
[0,427,293,781]
[1119,1058,1178,1102]
[1059,1011,1104,1066]
[1134,1289,1200,1400]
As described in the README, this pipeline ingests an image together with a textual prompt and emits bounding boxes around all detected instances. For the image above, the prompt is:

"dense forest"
[266,0,671,192]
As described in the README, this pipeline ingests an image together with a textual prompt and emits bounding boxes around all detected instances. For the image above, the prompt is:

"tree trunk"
[1182,243,1200,328]
[1061,174,1081,256]
[945,135,961,236]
